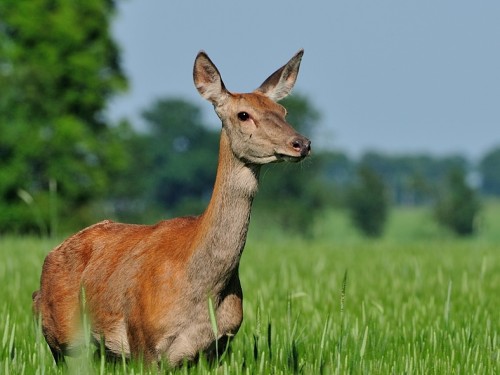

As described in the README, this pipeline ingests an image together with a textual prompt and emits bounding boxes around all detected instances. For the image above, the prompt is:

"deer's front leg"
[166,288,243,366]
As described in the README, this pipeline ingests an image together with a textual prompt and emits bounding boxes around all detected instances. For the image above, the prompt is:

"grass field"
[1,203,499,374]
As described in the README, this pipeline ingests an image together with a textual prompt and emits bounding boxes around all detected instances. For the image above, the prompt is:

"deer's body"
[33,50,310,366]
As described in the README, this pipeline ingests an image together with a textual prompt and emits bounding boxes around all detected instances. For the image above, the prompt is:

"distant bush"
[255,162,332,238]
[479,145,500,196]
[434,168,481,236]
[347,165,390,237]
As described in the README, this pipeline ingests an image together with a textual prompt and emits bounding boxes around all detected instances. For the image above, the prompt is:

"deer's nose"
[291,137,311,157]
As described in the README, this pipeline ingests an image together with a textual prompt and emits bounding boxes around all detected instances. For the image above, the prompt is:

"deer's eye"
[237,112,250,121]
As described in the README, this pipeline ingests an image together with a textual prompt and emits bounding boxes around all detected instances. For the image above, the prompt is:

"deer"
[32,49,311,367]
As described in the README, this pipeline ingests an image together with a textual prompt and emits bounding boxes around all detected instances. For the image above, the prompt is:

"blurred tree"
[110,98,219,221]
[0,0,128,233]
[347,164,389,237]
[479,146,500,196]
[280,93,320,134]
[320,151,354,186]
[434,168,481,236]
[406,171,433,205]
[255,93,325,236]
[360,152,467,205]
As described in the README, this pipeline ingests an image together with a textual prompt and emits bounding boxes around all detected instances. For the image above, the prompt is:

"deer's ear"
[193,51,229,105]
[256,49,304,102]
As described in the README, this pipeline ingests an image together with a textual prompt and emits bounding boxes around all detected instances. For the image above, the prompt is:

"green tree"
[111,98,219,221]
[479,146,500,196]
[347,165,389,237]
[0,0,127,233]
[434,168,481,236]
[143,99,220,215]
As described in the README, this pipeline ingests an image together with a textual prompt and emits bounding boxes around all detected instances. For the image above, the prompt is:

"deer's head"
[193,50,311,165]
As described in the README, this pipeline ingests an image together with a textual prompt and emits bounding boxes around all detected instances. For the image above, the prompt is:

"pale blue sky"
[108,0,500,160]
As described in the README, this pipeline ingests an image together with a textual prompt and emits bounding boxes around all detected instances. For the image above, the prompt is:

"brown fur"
[33,49,310,366]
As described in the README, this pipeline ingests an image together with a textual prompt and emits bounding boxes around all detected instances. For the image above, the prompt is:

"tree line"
[1,0,498,237]
[111,96,492,238]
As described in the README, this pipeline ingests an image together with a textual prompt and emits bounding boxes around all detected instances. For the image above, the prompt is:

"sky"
[108,0,500,160]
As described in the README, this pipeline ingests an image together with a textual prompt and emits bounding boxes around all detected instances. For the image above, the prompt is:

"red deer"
[33,49,311,366]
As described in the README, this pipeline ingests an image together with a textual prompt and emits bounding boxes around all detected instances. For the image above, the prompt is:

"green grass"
[1,202,499,374]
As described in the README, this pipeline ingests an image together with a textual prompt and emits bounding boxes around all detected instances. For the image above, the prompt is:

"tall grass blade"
[208,296,219,363]
[360,326,368,359]
[444,280,452,323]
[267,321,272,360]
[318,315,330,374]
[341,270,348,315]
[338,270,348,355]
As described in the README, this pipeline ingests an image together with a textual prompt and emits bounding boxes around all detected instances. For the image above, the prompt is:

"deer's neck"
[188,129,259,291]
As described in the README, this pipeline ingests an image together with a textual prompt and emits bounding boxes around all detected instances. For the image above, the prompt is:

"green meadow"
[1,203,499,374]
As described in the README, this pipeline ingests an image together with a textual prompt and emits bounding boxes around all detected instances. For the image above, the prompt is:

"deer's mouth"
[275,151,309,163]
